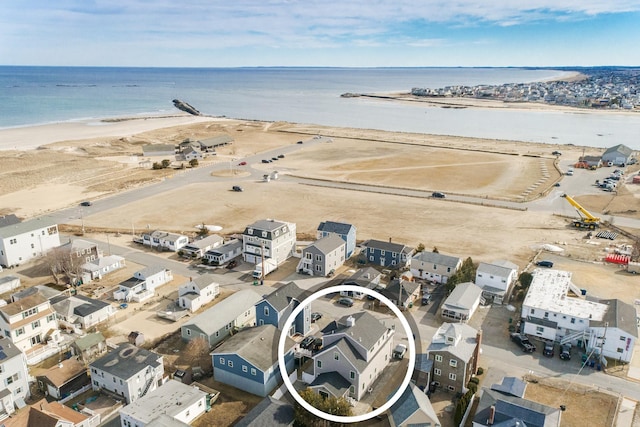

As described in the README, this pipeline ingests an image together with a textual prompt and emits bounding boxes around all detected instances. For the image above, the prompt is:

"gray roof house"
[235,396,294,427]
[427,323,481,393]
[340,267,382,299]
[142,144,176,157]
[181,289,262,347]
[256,282,310,336]
[601,144,634,166]
[297,234,346,277]
[179,234,224,259]
[589,299,638,363]
[475,260,518,304]
[381,279,421,309]
[410,251,462,284]
[441,282,483,323]
[362,239,414,269]
[198,135,234,151]
[51,294,115,330]
[389,383,441,427]
[317,220,357,258]
[473,377,561,427]
[203,238,243,266]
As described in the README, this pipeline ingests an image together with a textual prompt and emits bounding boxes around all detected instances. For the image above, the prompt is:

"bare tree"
[43,246,85,286]
[184,337,212,372]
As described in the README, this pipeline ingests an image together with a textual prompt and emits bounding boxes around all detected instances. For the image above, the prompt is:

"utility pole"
[260,241,265,286]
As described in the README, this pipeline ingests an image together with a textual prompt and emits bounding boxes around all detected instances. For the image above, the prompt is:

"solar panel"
[0,350,7,360]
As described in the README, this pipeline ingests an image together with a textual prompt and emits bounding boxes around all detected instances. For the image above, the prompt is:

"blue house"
[317,221,357,258]
[362,239,414,269]
[211,325,296,397]
[256,282,311,337]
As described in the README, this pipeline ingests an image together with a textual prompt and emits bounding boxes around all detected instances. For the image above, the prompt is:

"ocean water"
[1,66,639,149]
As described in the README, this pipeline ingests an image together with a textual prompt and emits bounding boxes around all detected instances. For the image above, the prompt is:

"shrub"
[469,376,480,385]
[467,382,478,394]
[476,367,484,375]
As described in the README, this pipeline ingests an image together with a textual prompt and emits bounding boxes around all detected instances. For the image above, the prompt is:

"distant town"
[409,67,640,110]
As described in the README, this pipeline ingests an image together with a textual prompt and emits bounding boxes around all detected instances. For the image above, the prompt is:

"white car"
[393,344,407,359]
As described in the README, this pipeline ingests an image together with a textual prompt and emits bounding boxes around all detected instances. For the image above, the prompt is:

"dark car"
[300,336,315,349]
[337,297,354,307]
[80,201,92,206]
[297,140,303,144]
[278,154,285,158]
[543,343,554,357]
[232,186,243,192]
[311,312,322,323]
[535,260,554,268]
[262,159,270,163]
[510,333,536,352]
[422,294,432,305]
[272,157,278,161]
[560,343,571,360]
[432,192,445,198]
[226,260,238,269]
[554,182,561,187]
[552,151,562,155]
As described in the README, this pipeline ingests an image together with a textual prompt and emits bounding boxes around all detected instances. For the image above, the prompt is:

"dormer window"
[262,231,267,238]
[248,228,253,235]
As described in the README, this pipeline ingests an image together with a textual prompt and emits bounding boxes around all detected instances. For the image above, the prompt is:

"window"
[536,326,544,333]
[381,250,385,256]
[570,318,576,324]
[242,365,248,372]
[434,368,441,376]
[617,348,624,353]
[264,307,269,316]
[620,336,627,341]
[350,371,355,379]
[16,327,25,337]
[435,355,443,362]
[448,385,456,391]
[369,256,374,261]
[219,357,225,365]
[315,255,322,261]
[530,309,535,315]
[186,329,191,336]
[449,359,457,367]
[251,368,257,376]
[449,373,457,381]
[334,352,339,361]
[317,360,322,368]
[32,320,41,329]
[544,312,549,318]
[228,360,233,368]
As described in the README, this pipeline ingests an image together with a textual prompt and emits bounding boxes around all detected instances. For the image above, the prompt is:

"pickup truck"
[393,344,407,359]
[510,333,536,352]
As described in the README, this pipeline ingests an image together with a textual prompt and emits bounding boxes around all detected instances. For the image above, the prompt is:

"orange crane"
[561,194,600,229]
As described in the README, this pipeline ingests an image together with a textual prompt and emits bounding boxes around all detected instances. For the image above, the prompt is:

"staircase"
[140,377,154,398]
[560,329,587,346]
[567,281,585,298]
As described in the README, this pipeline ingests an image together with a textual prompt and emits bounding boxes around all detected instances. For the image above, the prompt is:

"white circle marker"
[278,284,416,423]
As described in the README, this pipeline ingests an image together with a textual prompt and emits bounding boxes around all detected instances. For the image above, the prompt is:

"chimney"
[488,405,495,425]
[472,329,482,375]
[389,237,392,243]
[346,316,355,327]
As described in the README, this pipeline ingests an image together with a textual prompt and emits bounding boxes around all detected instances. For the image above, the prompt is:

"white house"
[302,312,394,402]
[475,260,518,304]
[141,230,189,252]
[90,343,165,404]
[180,234,224,259]
[441,282,483,323]
[81,254,126,283]
[51,294,116,330]
[0,292,61,365]
[0,215,61,268]
[114,265,173,303]
[203,239,243,266]
[119,379,208,427]
[242,219,296,265]
[0,337,30,417]
[410,251,462,284]
[588,299,638,363]
[177,275,220,312]
[340,267,382,300]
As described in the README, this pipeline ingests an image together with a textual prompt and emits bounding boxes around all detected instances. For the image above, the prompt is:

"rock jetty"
[172,99,201,116]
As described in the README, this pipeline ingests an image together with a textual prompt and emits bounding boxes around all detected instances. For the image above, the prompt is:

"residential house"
[128,331,145,347]
[51,294,115,330]
[181,289,262,347]
[141,230,189,252]
[177,275,220,313]
[381,279,421,309]
[441,282,483,323]
[119,379,208,427]
[297,234,346,277]
[81,255,126,283]
[410,252,462,284]
[70,333,107,363]
[242,219,296,265]
[586,299,637,363]
[580,155,603,168]
[601,144,634,166]
[36,358,90,401]
[90,343,164,404]
[113,265,173,303]
[235,396,294,427]
[141,144,176,158]
[475,260,518,304]
[521,269,609,350]
[316,221,357,258]
[179,234,223,259]
[178,147,203,162]
[340,267,382,300]
[0,216,61,268]
[177,138,200,152]
[388,383,441,427]
[473,377,561,427]
[203,239,242,266]
[255,282,310,336]
[211,325,296,397]
[427,323,481,393]
[11,284,65,302]
[27,399,99,427]
[198,135,234,152]
[362,239,414,269]
[0,337,30,417]
[302,312,394,402]
[412,354,433,391]
[0,275,21,295]
[0,292,61,364]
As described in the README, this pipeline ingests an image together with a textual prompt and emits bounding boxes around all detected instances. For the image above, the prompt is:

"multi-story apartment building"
[242,219,296,265]
[0,215,61,268]
[0,337,30,418]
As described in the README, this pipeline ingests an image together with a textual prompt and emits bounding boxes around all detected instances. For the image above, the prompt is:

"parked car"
[393,344,407,359]
[535,260,554,268]
[337,297,354,307]
[543,343,554,357]
[432,192,446,198]
[80,201,92,206]
[297,140,303,144]
[510,333,536,352]
[422,294,432,305]
[238,161,247,166]
[560,343,571,360]
[552,151,562,155]
[232,186,243,192]
[272,157,278,161]
[554,182,561,187]
[300,336,316,350]
[262,159,270,163]
[311,312,322,323]
[226,260,238,269]
[326,269,335,278]
[278,154,285,158]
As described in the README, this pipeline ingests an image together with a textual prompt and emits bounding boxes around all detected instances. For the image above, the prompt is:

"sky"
[2,0,640,67]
